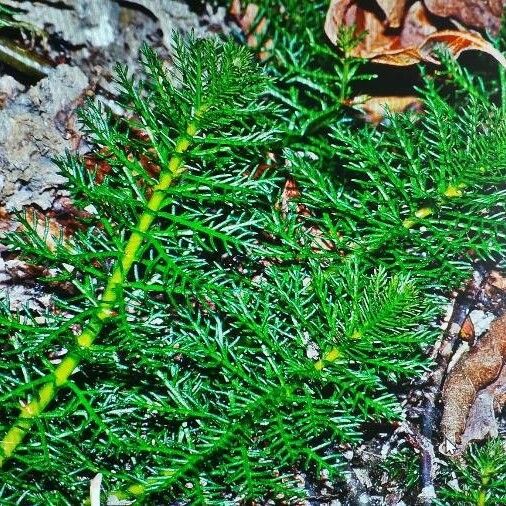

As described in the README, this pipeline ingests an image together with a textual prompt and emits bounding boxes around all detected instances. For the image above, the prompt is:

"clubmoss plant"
[242,0,375,154]
[0,9,506,506]
[437,440,506,505]
[279,73,506,290]
[0,33,438,504]
[0,2,31,30]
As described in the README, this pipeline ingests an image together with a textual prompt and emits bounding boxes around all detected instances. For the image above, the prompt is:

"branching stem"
[0,111,204,468]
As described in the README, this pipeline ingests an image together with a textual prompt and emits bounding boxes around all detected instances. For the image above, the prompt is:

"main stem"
[0,113,203,467]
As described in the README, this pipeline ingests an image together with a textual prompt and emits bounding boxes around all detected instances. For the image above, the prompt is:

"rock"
[469,309,496,337]
[121,1,229,49]
[27,64,88,117]
[122,0,201,49]
[0,75,24,106]
[0,64,88,211]
[2,0,119,47]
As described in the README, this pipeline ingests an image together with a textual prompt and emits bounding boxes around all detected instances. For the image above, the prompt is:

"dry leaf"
[459,316,475,343]
[487,270,506,291]
[345,94,423,123]
[277,177,334,252]
[418,30,506,68]
[400,1,438,48]
[377,0,407,28]
[440,313,506,453]
[325,0,401,57]
[325,0,506,67]
[459,364,506,449]
[278,177,306,217]
[21,208,67,253]
[424,0,506,34]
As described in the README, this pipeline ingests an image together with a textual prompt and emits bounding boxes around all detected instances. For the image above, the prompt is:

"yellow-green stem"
[0,113,203,468]
[477,468,492,506]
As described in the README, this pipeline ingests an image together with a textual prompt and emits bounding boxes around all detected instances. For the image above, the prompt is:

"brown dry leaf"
[325,0,404,57]
[277,177,334,252]
[487,270,506,291]
[440,313,506,453]
[345,94,423,123]
[424,0,506,34]
[377,0,407,28]
[400,1,438,47]
[459,316,475,343]
[0,207,13,233]
[278,177,309,218]
[418,30,506,68]
[325,0,506,67]
[21,209,66,253]
[459,364,506,449]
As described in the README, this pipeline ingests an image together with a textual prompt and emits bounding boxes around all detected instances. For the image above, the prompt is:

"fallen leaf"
[325,0,506,67]
[400,1,438,48]
[278,177,305,217]
[459,364,506,449]
[487,270,506,291]
[377,0,407,28]
[325,0,400,57]
[440,313,506,453]
[345,94,423,124]
[277,177,334,252]
[21,208,67,253]
[424,0,506,34]
[459,316,475,343]
[418,30,506,68]
[0,206,13,233]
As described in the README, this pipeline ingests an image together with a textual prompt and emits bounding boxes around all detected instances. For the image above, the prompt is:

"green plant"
[1,4,506,504]
[0,2,31,30]
[270,71,506,291]
[247,0,375,154]
[382,447,420,492]
[437,440,506,506]
[0,33,438,504]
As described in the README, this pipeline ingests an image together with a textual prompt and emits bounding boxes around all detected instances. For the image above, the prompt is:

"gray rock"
[121,1,229,49]
[27,63,88,117]
[0,75,24,104]
[0,64,88,211]
[3,0,119,47]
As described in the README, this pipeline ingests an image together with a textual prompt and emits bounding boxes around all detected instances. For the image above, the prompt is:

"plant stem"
[0,113,203,468]
[476,466,492,506]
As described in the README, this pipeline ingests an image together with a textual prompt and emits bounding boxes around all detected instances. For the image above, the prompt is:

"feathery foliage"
[0,33,438,504]
[437,440,506,506]
[0,1,37,33]
[236,0,374,155]
[0,4,505,504]
[274,74,506,290]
